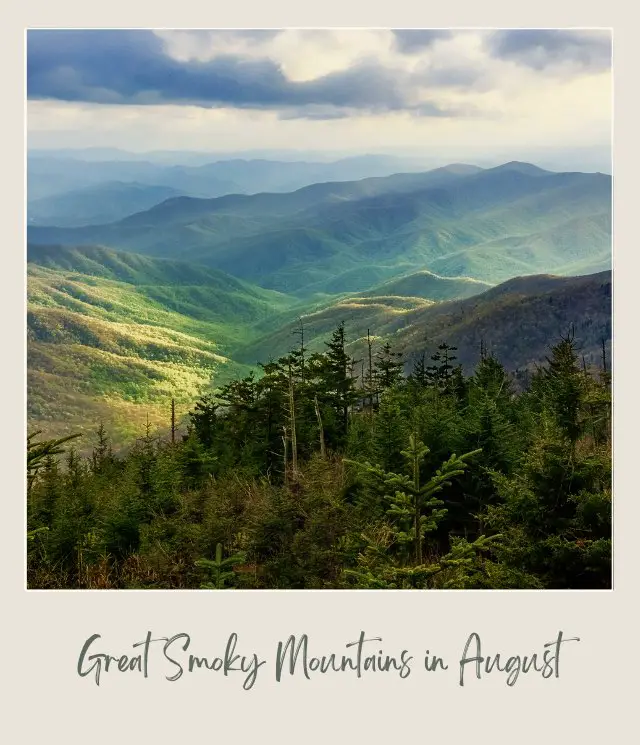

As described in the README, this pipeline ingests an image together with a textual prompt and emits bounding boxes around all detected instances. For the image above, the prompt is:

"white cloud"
[28,28,611,168]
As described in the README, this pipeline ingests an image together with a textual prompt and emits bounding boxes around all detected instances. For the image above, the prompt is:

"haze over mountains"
[29,161,611,292]
[27,151,437,205]
[28,182,185,227]
[26,151,613,444]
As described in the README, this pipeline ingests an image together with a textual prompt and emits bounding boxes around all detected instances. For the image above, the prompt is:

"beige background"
[2,2,636,742]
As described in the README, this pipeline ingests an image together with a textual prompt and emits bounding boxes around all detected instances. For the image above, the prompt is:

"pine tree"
[91,422,115,475]
[485,407,611,589]
[374,342,404,391]
[366,329,375,408]
[348,435,481,565]
[314,394,326,459]
[372,392,406,472]
[292,317,307,384]
[195,543,246,589]
[410,352,429,387]
[472,355,512,404]
[27,430,80,493]
[426,342,460,392]
[189,395,220,449]
[286,362,298,482]
[532,332,586,445]
[311,323,359,448]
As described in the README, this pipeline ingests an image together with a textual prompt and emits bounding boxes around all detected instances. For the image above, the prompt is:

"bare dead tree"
[287,363,298,481]
[314,394,326,459]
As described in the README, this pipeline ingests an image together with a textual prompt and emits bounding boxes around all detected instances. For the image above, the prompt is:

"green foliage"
[347,434,482,565]
[27,245,294,445]
[195,543,247,589]
[27,328,611,590]
[27,430,81,492]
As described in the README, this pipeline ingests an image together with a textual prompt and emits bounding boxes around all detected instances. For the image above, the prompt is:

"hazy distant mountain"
[28,145,612,173]
[29,162,611,295]
[26,156,241,201]
[27,152,442,202]
[28,182,184,227]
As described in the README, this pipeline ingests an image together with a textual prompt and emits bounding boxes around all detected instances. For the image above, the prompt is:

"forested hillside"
[27,324,611,590]
[237,271,611,372]
[28,163,612,294]
[27,245,294,442]
[25,162,612,591]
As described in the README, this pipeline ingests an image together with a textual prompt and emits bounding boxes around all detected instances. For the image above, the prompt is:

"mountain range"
[235,270,611,374]
[28,182,184,227]
[27,152,436,204]
[28,162,611,296]
[26,159,612,445]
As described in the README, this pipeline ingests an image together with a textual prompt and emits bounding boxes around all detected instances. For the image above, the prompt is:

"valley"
[26,160,612,449]
[27,245,295,442]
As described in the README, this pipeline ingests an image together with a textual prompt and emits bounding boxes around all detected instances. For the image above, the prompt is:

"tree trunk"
[314,394,326,459]
[367,329,374,411]
[282,426,289,484]
[413,441,422,565]
[288,365,298,480]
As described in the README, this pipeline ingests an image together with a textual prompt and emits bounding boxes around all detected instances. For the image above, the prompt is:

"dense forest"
[26,323,611,590]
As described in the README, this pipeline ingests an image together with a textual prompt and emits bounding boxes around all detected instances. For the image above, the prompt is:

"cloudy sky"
[27,29,612,168]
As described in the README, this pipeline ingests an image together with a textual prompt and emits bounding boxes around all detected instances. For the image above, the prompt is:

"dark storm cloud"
[486,29,611,71]
[421,65,484,88]
[27,29,468,118]
[392,29,452,53]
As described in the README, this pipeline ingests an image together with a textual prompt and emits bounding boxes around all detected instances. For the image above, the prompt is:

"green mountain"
[235,294,434,367]
[234,271,492,365]
[239,271,611,374]
[27,245,294,443]
[361,270,491,301]
[391,270,612,374]
[28,163,611,296]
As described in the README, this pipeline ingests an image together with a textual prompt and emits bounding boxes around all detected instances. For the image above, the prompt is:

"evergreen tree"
[409,352,429,387]
[374,342,404,390]
[91,422,116,476]
[371,392,406,472]
[189,395,221,450]
[196,543,246,589]
[27,430,80,493]
[531,332,586,444]
[426,342,458,389]
[348,435,481,565]
[311,323,359,449]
